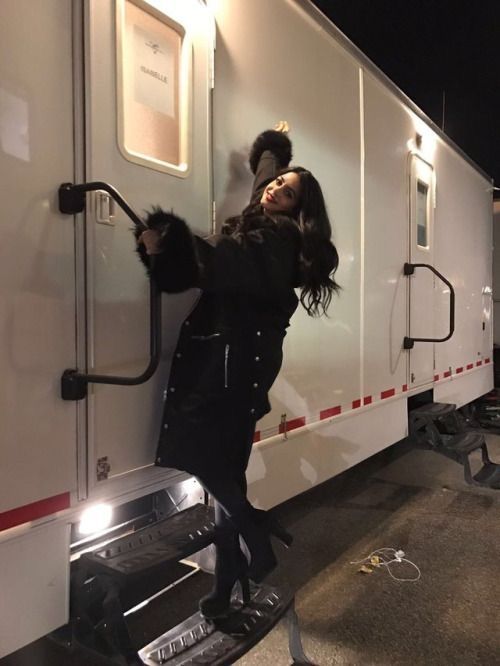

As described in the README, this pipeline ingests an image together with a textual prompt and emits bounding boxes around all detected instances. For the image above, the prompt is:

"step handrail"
[58,181,161,400]
[403,262,455,350]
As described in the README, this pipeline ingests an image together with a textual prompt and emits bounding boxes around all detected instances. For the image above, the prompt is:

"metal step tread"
[473,462,500,489]
[444,431,485,454]
[138,584,293,666]
[81,504,215,580]
[409,402,456,420]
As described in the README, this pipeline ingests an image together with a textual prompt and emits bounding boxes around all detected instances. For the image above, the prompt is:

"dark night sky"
[311,0,500,194]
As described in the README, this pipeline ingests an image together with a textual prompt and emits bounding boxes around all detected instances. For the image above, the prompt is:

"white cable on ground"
[350,547,421,582]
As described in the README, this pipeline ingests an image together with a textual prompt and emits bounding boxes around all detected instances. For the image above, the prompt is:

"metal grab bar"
[58,182,161,400]
[59,181,148,231]
[403,262,455,350]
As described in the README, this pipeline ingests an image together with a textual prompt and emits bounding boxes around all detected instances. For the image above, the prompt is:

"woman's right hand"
[138,229,162,255]
[248,128,292,175]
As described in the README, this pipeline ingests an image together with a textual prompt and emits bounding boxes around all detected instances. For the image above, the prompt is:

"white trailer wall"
[212,0,492,507]
[214,0,361,426]
[362,72,409,399]
[212,0,410,507]
[0,1,76,520]
[0,0,75,656]
[433,145,493,406]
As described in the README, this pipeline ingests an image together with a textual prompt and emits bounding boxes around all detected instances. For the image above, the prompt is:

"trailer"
[0,0,494,660]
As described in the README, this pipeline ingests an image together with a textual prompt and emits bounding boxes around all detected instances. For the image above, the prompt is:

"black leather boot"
[252,508,294,548]
[199,527,250,619]
[231,507,293,583]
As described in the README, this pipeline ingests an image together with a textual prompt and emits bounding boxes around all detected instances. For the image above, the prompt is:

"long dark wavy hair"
[231,166,341,316]
[284,167,340,316]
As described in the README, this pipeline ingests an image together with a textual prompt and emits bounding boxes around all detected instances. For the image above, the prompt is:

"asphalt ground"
[3,431,500,666]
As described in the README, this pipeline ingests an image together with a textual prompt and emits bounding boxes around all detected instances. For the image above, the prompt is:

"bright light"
[141,0,210,34]
[405,111,438,163]
[78,504,113,536]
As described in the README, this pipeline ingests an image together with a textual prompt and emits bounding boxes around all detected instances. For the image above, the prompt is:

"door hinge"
[211,201,217,234]
[210,47,215,89]
[209,20,215,89]
[96,456,111,481]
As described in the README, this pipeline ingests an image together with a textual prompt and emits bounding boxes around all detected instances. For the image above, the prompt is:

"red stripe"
[434,374,440,381]
[485,358,491,364]
[0,492,70,532]
[253,431,261,443]
[444,370,452,378]
[363,396,372,406]
[289,416,306,431]
[466,363,473,370]
[352,399,361,409]
[402,384,408,392]
[381,388,395,399]
[476,360,483,366]
[456,367,463,374]
[320,405,341,419]
[279,416,306,434]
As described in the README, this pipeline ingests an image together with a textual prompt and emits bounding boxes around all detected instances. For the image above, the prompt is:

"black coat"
[137,149,301,478]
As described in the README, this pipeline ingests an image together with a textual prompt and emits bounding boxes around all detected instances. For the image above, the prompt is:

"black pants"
[196,419,255,534]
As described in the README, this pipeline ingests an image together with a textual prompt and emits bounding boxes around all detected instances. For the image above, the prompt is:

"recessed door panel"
[84,0,212,485]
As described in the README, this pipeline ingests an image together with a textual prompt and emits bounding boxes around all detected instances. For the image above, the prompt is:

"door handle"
[58,181,160,400]
[403,262,455,349]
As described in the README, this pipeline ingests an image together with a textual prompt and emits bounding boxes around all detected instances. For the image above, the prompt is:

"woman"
[136,129,340,618]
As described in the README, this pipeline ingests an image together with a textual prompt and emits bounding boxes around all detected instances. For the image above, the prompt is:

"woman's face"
[260,172,301,214]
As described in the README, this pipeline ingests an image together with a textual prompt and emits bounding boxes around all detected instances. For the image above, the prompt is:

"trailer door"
[82,0,213,491]
[408,154,435,388]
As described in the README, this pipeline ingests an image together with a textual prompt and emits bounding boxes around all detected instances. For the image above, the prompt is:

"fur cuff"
[133,207,183,242]
[136,207,200,293]
[248,130,293,174]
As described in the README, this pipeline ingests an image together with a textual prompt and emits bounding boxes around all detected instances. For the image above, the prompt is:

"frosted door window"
[118,0,187,174]
[416,180,429,248]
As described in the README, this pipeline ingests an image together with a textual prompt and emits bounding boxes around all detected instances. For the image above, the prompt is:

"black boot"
[231,507,293,584]
[199,527,250,619]
[252,508,294,548]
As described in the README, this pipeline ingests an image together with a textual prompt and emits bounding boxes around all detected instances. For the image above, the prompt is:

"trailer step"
[409,402,456,419]
[470,462,500,489]
[71,574,312,665]
[443,432,485,454]
[409,402,500,489]
[72,505,313,665]
[81,504,215,581]
[138,584,312,666]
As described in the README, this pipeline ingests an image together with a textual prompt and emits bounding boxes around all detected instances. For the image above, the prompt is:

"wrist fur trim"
[137,207,200,292]
[249,130,293,174]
